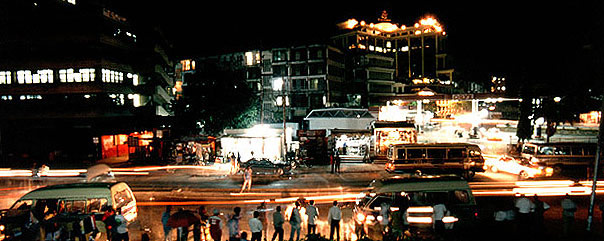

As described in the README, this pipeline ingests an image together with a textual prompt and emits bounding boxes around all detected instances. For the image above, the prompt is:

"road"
[1,162,604,240]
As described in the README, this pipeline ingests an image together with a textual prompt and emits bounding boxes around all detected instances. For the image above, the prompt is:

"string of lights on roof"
[339,11,445,36]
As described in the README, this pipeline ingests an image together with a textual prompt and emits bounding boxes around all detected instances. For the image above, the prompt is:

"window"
[522,145,536,155]
[114,189,134,210]
[60,68,95,83]
[368,195,392,210]
[87,198,108,213]
[397,149,406,159]
[102,69,123,83]
[554,146,571,155]
[0,71,11,84]
[65,200,86,213]
[407,148,424,159]
[17,70,53,84]
[427,148,446,159]
[448,148,465,158]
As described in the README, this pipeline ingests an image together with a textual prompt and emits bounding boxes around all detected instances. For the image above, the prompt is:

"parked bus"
[518,142,597,173]
[385,143,486,180]
[370,121,417,162]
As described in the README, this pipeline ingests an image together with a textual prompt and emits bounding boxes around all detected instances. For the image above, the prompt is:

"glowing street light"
[553,96,562,103]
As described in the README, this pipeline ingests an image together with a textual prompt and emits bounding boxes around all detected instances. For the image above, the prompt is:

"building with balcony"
[331,11,456,106]
[0,0,175,165]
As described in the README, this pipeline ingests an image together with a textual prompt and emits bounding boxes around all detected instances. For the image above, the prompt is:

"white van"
[0,182,137,240]
[354,176,477,240]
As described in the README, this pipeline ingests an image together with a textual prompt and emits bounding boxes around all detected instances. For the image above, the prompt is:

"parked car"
[239,158,296,176]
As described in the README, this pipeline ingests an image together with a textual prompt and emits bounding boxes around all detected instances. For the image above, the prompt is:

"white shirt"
[249,217,263,233]
[380,202,390,225]
[432,204,447,221]
[515,197,533,214]
[114,214,128,234]
[561,198,577,217]
[327,206,341,221]
[307,205,319,225]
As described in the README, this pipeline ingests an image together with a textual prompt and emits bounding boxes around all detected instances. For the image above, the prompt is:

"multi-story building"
[331,11,456,106]
[0,0,174,165]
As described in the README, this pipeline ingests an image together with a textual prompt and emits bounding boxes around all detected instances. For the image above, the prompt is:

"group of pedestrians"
[162,200,344,241]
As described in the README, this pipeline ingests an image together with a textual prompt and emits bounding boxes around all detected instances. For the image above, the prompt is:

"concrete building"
[0,0,175,165]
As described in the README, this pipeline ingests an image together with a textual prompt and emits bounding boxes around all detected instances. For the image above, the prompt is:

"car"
[485,155,553,180]
[239,158,295,176]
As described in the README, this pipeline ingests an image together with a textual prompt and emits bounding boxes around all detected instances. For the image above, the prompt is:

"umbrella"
[167,210,201,228]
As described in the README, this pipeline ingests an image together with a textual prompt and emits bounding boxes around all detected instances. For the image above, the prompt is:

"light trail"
[137,193,363,206]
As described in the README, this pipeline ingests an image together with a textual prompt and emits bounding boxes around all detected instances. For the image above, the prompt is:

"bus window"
[114,189,134,210]
[448,148,465,159]
[584,146,597,155]
[523,145,536,155]
[555,146,571,155]
[469,149,482,157]
[538,146,554,155]
[369,195,392,210]
[11,200,33,210]
[87,198,108,213]
[397,149,406,159]
[427,148,446,159]
[407,148,425,159]
[451,190,471,204]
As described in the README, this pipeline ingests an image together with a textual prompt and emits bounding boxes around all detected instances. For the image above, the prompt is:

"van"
[519,142,596,173]
[385,143,486,180]
[354,176,477,240]
[0,182,137,240]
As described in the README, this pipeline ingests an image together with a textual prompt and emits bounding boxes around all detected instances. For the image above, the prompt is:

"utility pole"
[587,89,604,231]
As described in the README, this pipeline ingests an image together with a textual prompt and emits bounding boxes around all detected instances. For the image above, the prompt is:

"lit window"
[1,95,12,100]
[401,46,409,52]
[132,74,139,86]
[0,71,11,84]
[17,70,32,84]
[128,94,142,107]
[102,69,123,83]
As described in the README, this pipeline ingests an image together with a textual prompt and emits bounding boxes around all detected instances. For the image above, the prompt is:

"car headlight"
[365,214,375,224]
[545,167,554,175]
[0,224,4,231]
[356,213,365,222]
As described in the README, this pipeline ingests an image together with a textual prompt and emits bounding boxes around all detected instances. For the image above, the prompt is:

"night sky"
[122,0,604,95]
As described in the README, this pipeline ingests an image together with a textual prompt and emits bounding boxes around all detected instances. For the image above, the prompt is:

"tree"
[173,65,259,137]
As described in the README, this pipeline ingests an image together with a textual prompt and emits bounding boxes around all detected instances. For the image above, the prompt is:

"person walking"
[514,193,533,237]
[162,206,173,241]
[113,209,129,241]
[327,201,342,241]
[561,194,577,237]
[209,209,223,241]
[531,194,549,236]
[330,151,335,174]
[271,206,284,241]
[288,202,302,241]
[306,200,319,235]
[228,207,242,241]
[240,166,253,193]
[249,211,264,241]
[379,201,391,233]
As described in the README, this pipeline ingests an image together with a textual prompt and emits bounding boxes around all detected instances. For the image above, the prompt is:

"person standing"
[432,198,448,236]
[271,206,284,241]
[288,202,302,241]
[256,203,268,241]
[379,201,391,232]
[330,151,335,174]
[561,194,577,237]
[195,206,210,241]
[514,194,533,237]
[228,207,242,241]
[306,200,319,235]
[249,211,264,241]
[531,194,549,236]
[209,209,223,241]
[162,206,173,241]
[113,209,129,241]
[327,201,342,241]
[240,166,253,193]
[334,152,341,173]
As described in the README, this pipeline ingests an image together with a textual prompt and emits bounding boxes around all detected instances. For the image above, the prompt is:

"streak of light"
[112,165,228,172]
[137,193,363,206]
[112,171,149,176]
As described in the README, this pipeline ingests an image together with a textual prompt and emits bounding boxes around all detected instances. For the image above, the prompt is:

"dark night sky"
[122,0,604,94]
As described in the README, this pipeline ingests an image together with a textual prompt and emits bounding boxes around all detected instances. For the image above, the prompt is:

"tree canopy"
[173,65,259,137]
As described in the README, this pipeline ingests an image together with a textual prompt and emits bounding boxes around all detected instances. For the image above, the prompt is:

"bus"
[370,121,417,162]
[385,143,486,180]
[519,142,597,173]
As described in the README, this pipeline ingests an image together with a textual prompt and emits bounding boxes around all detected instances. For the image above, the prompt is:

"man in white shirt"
[432,201,448,234]
[327,201,342,241]
[249,211,264,241]
[306,200,319,235]
[514,194,533,236]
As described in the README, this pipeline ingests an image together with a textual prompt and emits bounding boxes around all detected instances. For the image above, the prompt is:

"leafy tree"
[173,64,259,137]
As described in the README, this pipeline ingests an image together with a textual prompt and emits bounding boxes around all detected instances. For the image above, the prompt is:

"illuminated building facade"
[491,76,507,93]
[331,11,455,106]
[187,44,345,124]
[0,0,174,164]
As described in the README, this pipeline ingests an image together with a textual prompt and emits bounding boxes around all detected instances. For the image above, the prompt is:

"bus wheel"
[518,171,530,180]
[553,165,563,175]
[490,165,498,173]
